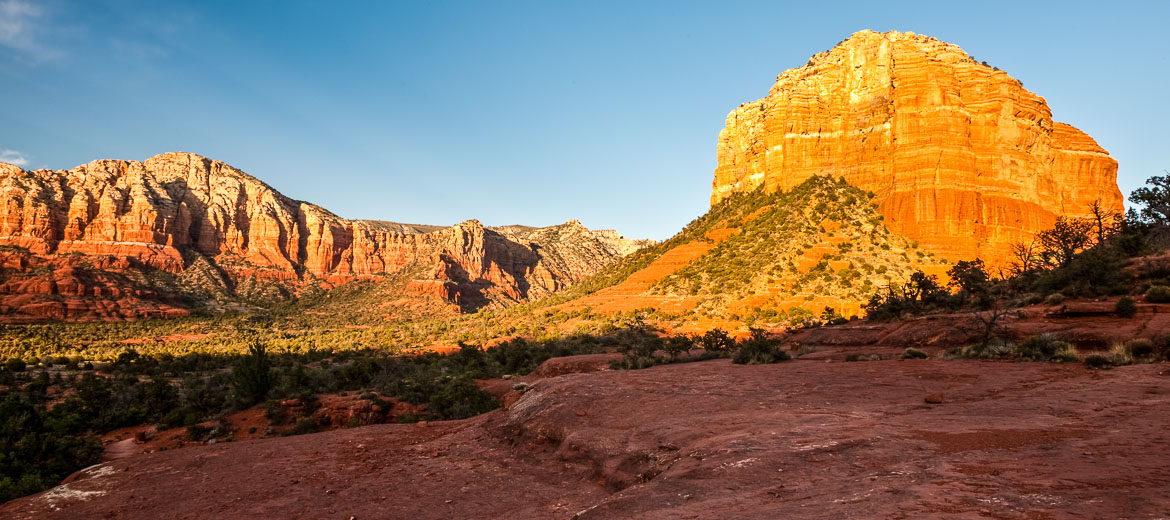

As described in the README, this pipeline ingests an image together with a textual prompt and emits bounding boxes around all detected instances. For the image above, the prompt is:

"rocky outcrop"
[0,153,649,319]
[712,30,1123,266]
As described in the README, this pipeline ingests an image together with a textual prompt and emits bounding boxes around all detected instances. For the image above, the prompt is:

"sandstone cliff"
[0,153,648,320]
[712,30,1122,265]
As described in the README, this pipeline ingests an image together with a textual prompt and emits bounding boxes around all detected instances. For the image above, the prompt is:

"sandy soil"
[4,351,1168,519]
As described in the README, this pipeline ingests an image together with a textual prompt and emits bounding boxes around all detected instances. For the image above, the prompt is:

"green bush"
[1115,296,1137,318]
[1125,338,1155,358]
[425,376,497,420]
[732,329,791,364]
[697,328,735,353]
[284,417,323,436]
[1155,335,1170,361]
[186,424,211,441]
[1145,285,1170,303]
[1016,333,1078,362]
[0,394,103,502]
[957,334,1077,363]
[1084,354,1112,369]
[3,358,25,372]
[232,340,272,406]
[1044,293,1066,305]
[901,348,928,359]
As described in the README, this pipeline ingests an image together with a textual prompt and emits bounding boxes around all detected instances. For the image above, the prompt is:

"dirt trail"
[5,352,1168,519]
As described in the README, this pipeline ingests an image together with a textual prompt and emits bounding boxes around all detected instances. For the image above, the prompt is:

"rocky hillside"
[0,153,648,321]
[713,30,1123,266]
[538,175,946,327]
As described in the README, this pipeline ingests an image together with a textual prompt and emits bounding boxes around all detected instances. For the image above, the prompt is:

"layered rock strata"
[0,153,647,319]
[712,30,1122,265]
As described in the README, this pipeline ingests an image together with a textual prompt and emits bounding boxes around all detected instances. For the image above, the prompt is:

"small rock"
[924,393,944,404]
[575,410,587,416]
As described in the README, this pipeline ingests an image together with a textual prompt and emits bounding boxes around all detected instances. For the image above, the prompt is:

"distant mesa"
[712,30,1122,267]
[0,152,650,321]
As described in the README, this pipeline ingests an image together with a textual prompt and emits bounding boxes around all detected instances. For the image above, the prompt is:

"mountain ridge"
[0,152,649,321]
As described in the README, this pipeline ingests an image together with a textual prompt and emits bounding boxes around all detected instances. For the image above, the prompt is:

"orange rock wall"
[712,30,1123,265]
[0,153,647,314]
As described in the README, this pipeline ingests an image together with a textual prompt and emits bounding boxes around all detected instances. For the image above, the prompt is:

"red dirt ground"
[5,349,1168,519]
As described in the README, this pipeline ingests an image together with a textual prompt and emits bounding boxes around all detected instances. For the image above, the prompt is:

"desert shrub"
[1016,333,1078,362]
[1034,247,1127,297]
[1125,338,1155,358]
[396,413,421,424]
[960,339,1016,359]
[1129,172,1170,226]
[284,417,323,436]
[1116,296,1137,318]
[186,424,211,441]
[662,335,695,361]
[1145,285,1170,303]
[232,340,272,406]
[1106,343,1134,366]
[1044,293,1066,305]
[732,328,790,364]
[264,399,289,425]
[1154,335,1170,361]
[844,353,862,362]
[3,358,25,372]
[425,376,497,420]
[698,328,735,353]
[901,348,928,359]
[864,271,955,321]
[0,393,103,502]
[611,331,664,370]
[948,259,991,305]
[793,344,819,357]
[1084,354,1112,369]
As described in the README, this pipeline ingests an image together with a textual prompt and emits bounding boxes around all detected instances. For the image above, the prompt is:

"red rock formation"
[0,153,648,320]
[712,30,1123,266]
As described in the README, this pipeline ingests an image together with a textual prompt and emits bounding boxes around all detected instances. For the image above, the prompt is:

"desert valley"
[1,23,1168,520]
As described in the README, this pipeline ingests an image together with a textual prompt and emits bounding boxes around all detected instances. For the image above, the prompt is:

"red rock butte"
[0,152,649,319]
[712,30,1123,266]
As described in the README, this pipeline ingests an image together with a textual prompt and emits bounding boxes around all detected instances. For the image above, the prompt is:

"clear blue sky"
[1,1,1166,240]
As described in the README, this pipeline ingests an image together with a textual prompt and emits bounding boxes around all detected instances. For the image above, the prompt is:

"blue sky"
[1,1,1167,240]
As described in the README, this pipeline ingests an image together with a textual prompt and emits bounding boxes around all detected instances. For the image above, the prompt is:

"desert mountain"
[0,153,649,321]
[713,30,1122,266]
[528,30,1124,326]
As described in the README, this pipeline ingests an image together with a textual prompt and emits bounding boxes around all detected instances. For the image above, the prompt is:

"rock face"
[0,152,648,320]
[712,30,1123,265]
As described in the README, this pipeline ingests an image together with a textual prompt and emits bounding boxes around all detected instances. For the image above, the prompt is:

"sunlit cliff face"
[712,30,1122,267]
